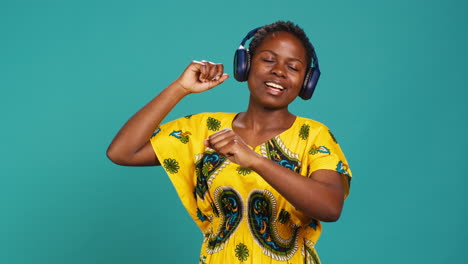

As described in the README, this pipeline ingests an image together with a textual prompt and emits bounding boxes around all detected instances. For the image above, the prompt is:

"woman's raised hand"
[176,60,229,94]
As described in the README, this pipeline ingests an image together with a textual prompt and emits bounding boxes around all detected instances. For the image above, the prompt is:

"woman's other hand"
[204,129,261,168]
[176,60,229,94]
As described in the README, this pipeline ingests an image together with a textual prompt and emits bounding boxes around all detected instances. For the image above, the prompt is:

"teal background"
[1,0,467,263]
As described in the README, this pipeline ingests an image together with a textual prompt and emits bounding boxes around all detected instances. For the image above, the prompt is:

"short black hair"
[249,21,314,69]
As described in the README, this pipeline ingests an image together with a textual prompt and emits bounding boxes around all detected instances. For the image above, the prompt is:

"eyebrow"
[258,49,305,65]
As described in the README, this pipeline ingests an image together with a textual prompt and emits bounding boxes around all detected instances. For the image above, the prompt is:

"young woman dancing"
[107,21,352,264]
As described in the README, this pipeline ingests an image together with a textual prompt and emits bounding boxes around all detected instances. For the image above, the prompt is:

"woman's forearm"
[106,81,188,166]
[107,60,229,166]
[251,155,345,222]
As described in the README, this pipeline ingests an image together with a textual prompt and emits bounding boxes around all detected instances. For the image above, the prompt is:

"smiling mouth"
[265,82,285,92]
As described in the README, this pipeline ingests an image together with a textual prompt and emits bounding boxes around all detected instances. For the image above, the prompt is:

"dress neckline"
[227,112,298,150]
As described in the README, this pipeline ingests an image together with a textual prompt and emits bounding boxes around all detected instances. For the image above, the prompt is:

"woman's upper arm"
[107,141,160,166]
[309,169,346,199]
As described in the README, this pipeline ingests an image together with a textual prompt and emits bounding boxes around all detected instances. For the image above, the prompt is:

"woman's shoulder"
[293,116,341,146]
[171,112,237,130]
[180,112,236,123]
[184,112,237,119]
[294,115,330,131]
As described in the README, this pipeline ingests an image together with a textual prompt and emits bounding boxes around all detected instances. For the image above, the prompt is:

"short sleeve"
[308,125,352,198]
[149,114,203,224]
[148,112,236,231]
[150,115,200,171]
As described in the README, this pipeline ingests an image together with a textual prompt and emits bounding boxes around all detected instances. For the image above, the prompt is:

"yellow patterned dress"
[150,112,352,264]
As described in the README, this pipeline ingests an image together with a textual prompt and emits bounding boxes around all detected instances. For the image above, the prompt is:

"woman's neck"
[232,102,297,147]
[240,106,295,130]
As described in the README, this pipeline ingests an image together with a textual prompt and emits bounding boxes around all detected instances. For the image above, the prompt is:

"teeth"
[265,82,284,90]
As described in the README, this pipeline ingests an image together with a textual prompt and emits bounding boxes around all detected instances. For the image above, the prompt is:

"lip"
[264,81,287,96]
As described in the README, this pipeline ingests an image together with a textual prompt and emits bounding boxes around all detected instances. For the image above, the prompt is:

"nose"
[271,62,286,78]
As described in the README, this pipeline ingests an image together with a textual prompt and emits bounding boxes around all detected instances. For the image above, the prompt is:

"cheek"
[247,63,266,83]
[248,61,261,75]
[290,73,305,89]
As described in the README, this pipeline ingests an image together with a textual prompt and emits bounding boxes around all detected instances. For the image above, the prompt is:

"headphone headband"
[240,27,262,47]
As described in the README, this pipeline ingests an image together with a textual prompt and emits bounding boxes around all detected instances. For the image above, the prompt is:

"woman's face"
[247,31,308,109]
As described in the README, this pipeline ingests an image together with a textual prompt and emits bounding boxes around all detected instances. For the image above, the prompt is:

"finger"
[205,72,230,89]
[208,128,233,140]
[216,143,237,159]
[210,133,237,151]
[215,63,224,80]
[207,129,235,150]
[204,139,211,148]
[190,60,206,80]
[214,63,226,81]
[216,73,229,83]
[198,61,208,82]
[204,129,230,149]
[198,61,217,82]
[192,60,205,66]
[208,128,234,146]
[190,60,206,73]
[206,62,220,81]
[199,61,224,81]
[215,138,250,165]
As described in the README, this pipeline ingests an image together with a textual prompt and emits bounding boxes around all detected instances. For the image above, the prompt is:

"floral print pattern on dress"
[309,145,331,155]
[236,166,252,176]
[207,117,221,131]
[299,124,310,140]
[235,243,249,262]
[163,158,179,174]
[169,130,191,144]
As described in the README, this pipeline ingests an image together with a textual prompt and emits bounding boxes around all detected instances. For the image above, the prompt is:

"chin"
[251,94,296,110]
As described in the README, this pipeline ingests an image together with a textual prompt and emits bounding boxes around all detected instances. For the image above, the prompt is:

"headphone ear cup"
[300,67,320,100]
[234,49,250,82]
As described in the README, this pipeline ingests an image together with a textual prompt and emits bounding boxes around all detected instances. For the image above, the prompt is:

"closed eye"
[288,65,299,71]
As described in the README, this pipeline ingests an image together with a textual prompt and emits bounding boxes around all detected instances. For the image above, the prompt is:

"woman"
[107,21,352,264]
